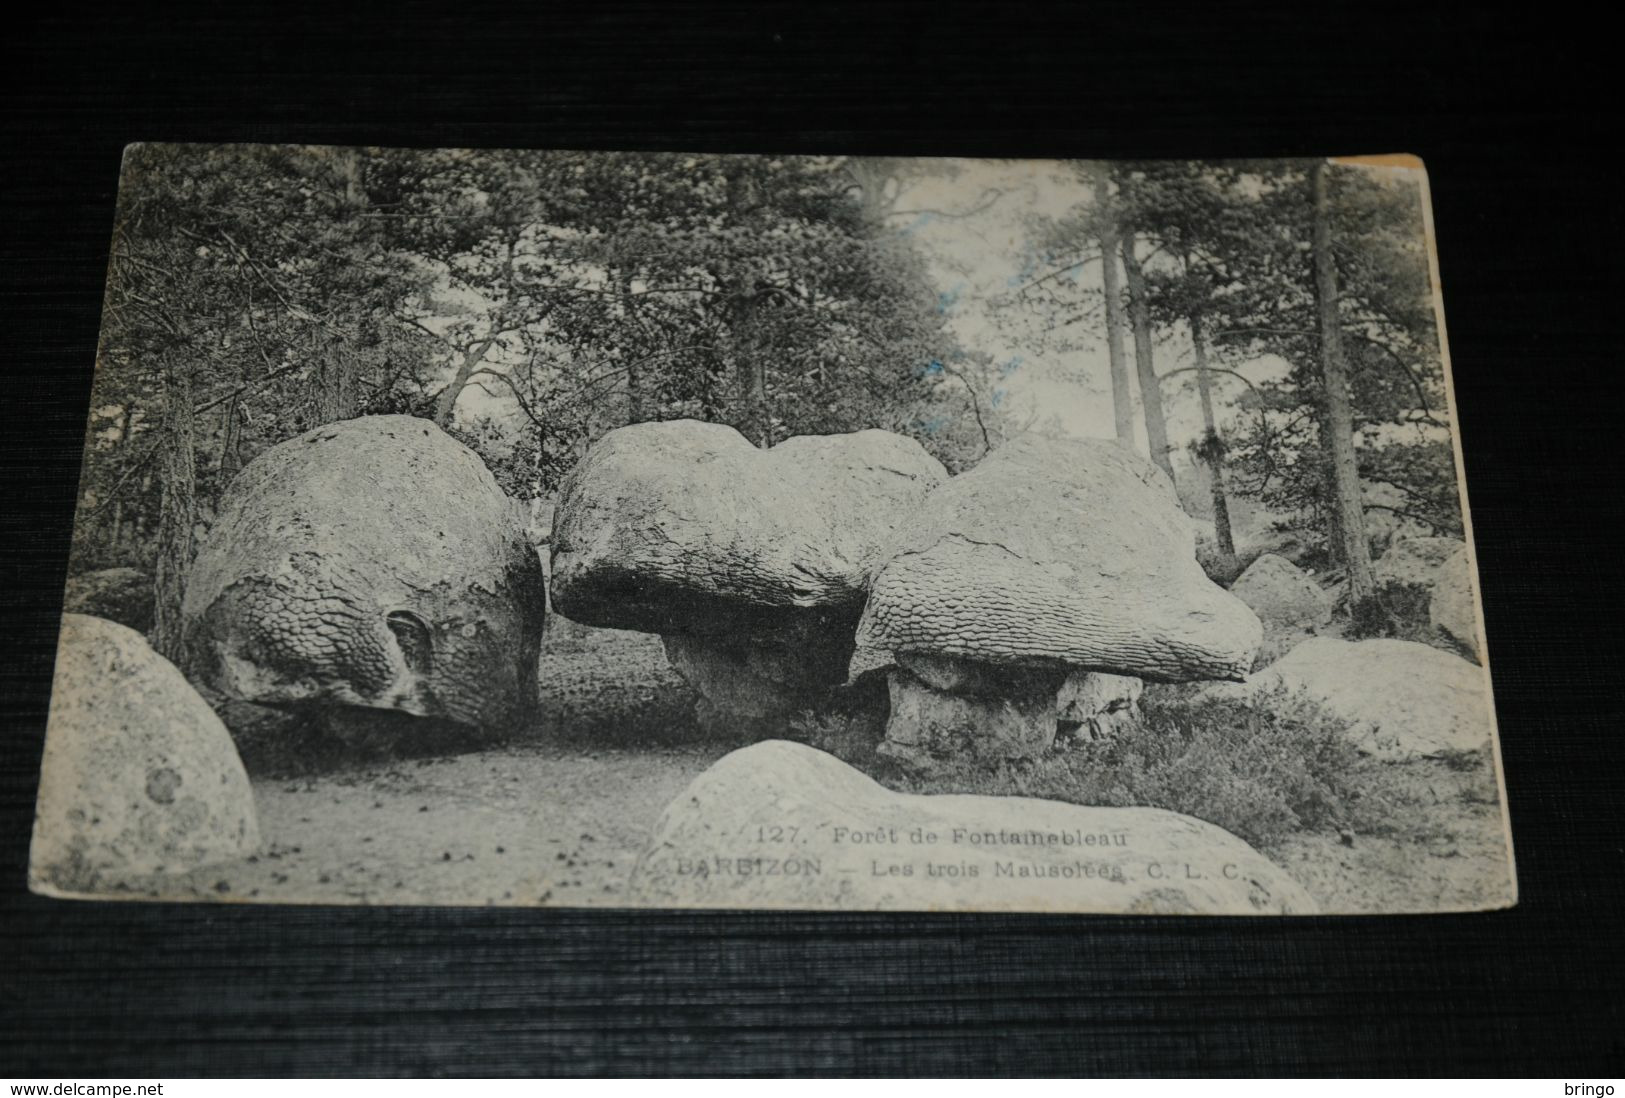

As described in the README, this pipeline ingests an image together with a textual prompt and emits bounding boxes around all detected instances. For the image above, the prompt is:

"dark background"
[3,2,1621,1077]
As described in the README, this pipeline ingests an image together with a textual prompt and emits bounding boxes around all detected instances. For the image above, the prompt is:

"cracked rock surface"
[858,434,1262,682]
[31,614,261,895]
[182,415,547,734]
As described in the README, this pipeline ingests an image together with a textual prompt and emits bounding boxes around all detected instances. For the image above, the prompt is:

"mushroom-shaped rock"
[630,740,1318,914]
[550,420,947,720]
[30,615,260,895]
[857,435,1262,766]
[182,415,547,735]
[1057,671,1144,742]
[1203,637,1491,762]
[63,567,155,633]
[1429,545,1481,661]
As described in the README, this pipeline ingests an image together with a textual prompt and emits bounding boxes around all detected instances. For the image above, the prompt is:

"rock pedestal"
[662,630,854,719]
[882,656,1065,768]
[1057,671,1144,742]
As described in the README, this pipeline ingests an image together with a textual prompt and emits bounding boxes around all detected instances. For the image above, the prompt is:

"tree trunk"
[317,349,357,425]
[1188,310,1236,559]
[321,147,368,426]
[111,405,133,557]
[1311,160,1375,605]
[152,356,197,660]
[1093,168,1136,447]
[1120,232,1174,481]
[432,329,500,427]
[730,270,771,448]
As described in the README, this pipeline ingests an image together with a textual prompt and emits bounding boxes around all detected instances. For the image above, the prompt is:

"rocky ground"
[123,740,725,907]
[1265,754,1513,914]
[79,619,1510,912]
[87,627,732,907]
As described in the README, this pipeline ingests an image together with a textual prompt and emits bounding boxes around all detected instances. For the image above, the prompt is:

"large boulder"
[182,416,547,735]
[551,420,947,721]
[1206,636,1491,761]
[1229,553,1334,667]
[1374,536,1466,592]
[30,614,260,895]
[630,740,1317,914]
[1429,545,1481,661]
[857,435,1262,767]
[63,567,154,633]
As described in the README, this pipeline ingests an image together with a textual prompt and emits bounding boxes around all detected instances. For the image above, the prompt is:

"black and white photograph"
[29,144,1513,915]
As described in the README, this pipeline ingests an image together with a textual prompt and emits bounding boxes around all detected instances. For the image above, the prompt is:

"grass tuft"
[800,681,1499,854]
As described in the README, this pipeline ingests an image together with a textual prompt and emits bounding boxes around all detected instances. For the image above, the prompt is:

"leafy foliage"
[73,146,974,595]
[996,159,1463,581]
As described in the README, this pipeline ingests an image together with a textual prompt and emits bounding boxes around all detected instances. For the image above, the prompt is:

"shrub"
[887,682,1457,851]
[1345,583,1450,650]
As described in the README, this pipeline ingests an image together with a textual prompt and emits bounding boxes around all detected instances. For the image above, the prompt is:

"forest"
[72,146,1460,665]
[38,146,1511,915]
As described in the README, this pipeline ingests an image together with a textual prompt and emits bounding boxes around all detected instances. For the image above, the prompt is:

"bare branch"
[889,188,1006,221]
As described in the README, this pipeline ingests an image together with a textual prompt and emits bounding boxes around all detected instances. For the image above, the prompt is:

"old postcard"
[30,144,1514,913]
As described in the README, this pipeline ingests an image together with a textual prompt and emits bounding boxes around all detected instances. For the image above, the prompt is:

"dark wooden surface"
[3,3,1621,1077]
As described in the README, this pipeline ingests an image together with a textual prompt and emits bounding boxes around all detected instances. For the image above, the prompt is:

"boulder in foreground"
[30,614,261,895]
[630,740,1317,914]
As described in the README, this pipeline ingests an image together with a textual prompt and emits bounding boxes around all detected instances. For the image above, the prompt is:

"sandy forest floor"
[158,742,725,907]
[87,625,1511,913]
